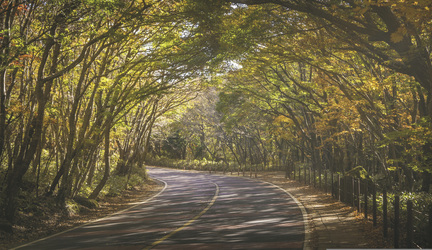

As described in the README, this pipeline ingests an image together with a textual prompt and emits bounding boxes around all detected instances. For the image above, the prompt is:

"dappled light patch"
[252,170,392,249]
[13,168,305,249]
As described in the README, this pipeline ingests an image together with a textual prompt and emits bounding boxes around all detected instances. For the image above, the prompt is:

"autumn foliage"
[1,0,432,233]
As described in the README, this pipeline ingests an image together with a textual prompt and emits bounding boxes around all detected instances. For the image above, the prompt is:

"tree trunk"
[0,69,6,159]
[421,142,432,192]
[3,24,59,220]
[88,120,111,200]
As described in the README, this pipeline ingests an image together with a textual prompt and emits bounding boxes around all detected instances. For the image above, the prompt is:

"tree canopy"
[152,0,432,192]
[1,0,432,226]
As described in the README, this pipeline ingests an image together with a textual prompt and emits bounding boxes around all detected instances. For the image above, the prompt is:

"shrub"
[73,196,99,209]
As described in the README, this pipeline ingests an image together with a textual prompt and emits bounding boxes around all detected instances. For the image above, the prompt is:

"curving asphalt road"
[14,167,307,250]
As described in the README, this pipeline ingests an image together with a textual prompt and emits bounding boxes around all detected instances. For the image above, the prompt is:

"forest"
[1,0,432,235]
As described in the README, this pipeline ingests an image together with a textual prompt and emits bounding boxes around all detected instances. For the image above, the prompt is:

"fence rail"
[286,165,432,249]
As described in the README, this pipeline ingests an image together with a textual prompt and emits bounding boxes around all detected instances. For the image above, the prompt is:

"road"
[15,167,307,250]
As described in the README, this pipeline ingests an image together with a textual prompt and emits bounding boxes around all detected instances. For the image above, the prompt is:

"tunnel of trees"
[1,0,432,228]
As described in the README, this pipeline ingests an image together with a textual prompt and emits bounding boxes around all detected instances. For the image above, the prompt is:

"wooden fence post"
[300,165,303,182]
[290,162,293,179]
[383,190,388,238]
[352,177,355,207]
[394,195,400,248]
[299,165,302,182]
[357,179,361,212]
[309,167,312,185]
[429,206,432,248]
[304,166,307,185]
[331,172,334,197]
[364,180,368,219]
[325,169,328,193]
[298,165,300,182]
[293,164,296,181]
[298,165,301,181]
[406,200,413,248]
[344,176,348,203]
[313,168,316,187]
[337,174,341,201]
[373,184,377,226]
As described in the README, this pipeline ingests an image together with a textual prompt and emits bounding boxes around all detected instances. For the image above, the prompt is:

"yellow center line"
[144,181,220,250]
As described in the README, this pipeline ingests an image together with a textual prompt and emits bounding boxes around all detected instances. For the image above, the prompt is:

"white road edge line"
[252,179,312,250]
[200,171,312,250]
[11,177,168,250]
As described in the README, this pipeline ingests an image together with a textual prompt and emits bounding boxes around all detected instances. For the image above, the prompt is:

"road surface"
[15,167,307,249]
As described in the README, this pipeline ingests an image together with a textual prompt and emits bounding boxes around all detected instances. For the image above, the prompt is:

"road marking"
[144,181,220,250]
[153,169,311,250]
[258,179,312,250]
[12,178,168,250]
[213,172,312,250]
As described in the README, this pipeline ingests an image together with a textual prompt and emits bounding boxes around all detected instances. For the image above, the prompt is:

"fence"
[152,158,432,248]
[287,165,432,249]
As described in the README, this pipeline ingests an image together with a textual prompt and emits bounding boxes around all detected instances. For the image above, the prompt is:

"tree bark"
[88,120,111,200]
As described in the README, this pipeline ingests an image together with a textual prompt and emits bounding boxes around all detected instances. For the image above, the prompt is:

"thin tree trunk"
[88,120,111,200]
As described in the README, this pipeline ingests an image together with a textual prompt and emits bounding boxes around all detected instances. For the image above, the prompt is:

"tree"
[0,0,214,223]
[223,0,432,189]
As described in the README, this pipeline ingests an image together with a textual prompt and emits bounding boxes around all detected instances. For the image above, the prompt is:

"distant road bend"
[15,167,308,250]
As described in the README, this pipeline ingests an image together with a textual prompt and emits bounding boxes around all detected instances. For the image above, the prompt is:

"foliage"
[345,166,370,180]
[148,157,229,172]
[0,0,208,222]
[148,0,432,196]
[1,0,432,226]
[374,191,432,247]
